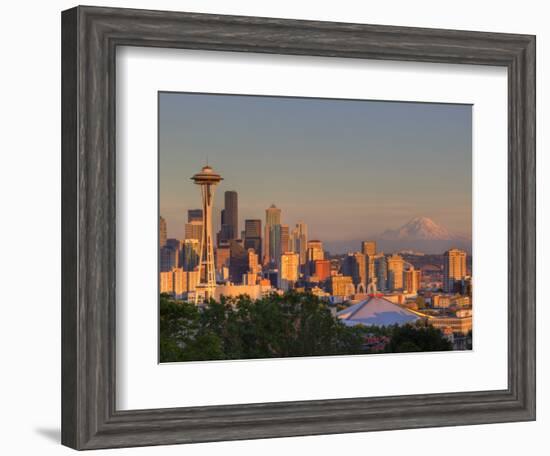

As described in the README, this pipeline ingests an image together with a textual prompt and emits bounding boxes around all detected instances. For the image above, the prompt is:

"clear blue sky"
[159,92,471,246]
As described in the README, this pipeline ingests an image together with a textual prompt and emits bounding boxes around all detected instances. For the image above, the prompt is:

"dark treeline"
[160,292,452,363]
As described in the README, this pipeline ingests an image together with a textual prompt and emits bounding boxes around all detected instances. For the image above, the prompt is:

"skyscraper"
[329,275,355,297]
[444,248,467,292]
[244,219,262,260]
[361,241,377,256]
[280,224,290,257]
[342,252,367,288]
[404,267,421,294]
[191,164,223,303]
[306,240,324,277]
[166,238,182,269]
[387,254,405,291]
[182,239,200,271]
[244,219,261,237]
[247,248,261,274]
[280,252,299,290]
[291,222,308,265]
[185,220,203,246]
[313,259,331,282]
[160,245,178,272]
[361,241,376,282]
[217,191,238,245]
[264,204,281,265]
[224,190,238,240]
[228,239,248,284]
[187,209,203,222]
[374,255,388,291]
[159,216,167,248]
[307,240,324,262]
[215,244,230,278]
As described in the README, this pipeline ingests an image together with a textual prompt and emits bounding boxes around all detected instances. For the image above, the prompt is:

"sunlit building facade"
[264,204,282,265]
[387,254,405,291]
[403,267,421,294]
[244,219,262,260]
[182,239,200,271]
[280,252,300,290]
[313,259,331,282]
[443,248,467,292]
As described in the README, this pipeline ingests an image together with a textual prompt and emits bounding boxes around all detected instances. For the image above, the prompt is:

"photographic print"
[159,92,473,363]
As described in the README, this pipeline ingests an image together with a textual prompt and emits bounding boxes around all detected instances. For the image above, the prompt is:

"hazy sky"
[159,92,472,244]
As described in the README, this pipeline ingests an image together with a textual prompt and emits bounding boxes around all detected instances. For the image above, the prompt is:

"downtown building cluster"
[159,190,471,314]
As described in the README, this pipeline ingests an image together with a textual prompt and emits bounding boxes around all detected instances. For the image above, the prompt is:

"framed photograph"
[61,5,536,450]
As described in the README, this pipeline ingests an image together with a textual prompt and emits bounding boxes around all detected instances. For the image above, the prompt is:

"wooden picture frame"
[61,5,536,450]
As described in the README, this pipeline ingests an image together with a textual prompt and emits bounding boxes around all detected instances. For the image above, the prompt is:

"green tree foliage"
[159,295,225,362]
[385,323,453,353]
[159,292,453,362]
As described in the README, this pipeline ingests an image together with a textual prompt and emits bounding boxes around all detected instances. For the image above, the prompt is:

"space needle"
[191,164,223,304]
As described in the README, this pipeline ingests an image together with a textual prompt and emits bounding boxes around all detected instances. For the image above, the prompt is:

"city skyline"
[159,93,474,359]
[159,92,472,250]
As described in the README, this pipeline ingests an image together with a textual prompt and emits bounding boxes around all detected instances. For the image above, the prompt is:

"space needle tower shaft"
[191,165,223,304]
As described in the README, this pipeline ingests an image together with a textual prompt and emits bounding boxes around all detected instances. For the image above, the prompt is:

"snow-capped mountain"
[378,217,467,241]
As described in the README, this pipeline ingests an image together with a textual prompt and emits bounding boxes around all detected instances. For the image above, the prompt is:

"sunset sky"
[159,92,472,249]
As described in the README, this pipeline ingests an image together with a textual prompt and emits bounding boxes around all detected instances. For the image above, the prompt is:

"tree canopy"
[159,292,452,363]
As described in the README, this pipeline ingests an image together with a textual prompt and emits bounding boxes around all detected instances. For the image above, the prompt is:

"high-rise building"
[342,252,367,288]
[228,239,248,284]
[362,241,376,281]
[187,209,203,222]
[444,248,467,292]
[215,244,230,282]
[217,208,230,246]
[191,164,223,303]
[247,248,261,274]
[307,240,324,262]
[166,238,182,269]
[264,204,282,265]
[182,239,200,271]
[290,222,308,265]
[374,255,388,291]
[306,240,324,277]
[387,254,405,291]
[216,192,238,245]
[313,259,331,282]
[159,216,167,248]
[265,204,281,226]
[159,270,174,294]
[215,244,230,270]
[404,267,421,294]
[365,255,376,281]
[185,220,203,245]
[361,241,377,256]
[224,190,238,240]
[329,275,355,297]
[160,245,178,272]
[280,252,300,290]
[172,268,186,298]
[244,219,262,259]
[280,224,290,257]
[173,268,200,299]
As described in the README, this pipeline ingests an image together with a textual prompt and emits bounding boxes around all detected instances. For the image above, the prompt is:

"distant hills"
[324,217,472,255]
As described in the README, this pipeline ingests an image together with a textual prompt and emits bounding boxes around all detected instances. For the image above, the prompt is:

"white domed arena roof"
[337,294,421,327]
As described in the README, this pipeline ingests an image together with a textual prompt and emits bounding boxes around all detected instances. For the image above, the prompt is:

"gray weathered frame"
[61,5,536,450]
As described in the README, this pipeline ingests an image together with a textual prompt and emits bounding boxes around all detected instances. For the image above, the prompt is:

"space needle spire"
[191,164,223,304]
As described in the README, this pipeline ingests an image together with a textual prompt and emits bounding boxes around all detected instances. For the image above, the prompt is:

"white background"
[117,48,507,410]
[0,1,547,455]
